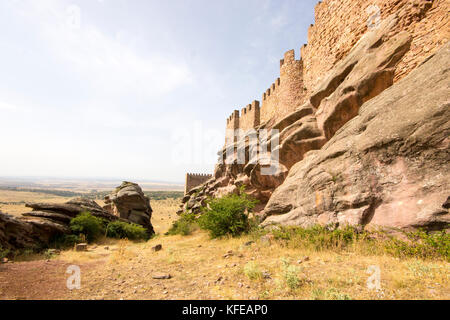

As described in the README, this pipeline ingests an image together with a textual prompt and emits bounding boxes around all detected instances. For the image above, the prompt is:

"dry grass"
[0,190,71,216]
[57,228,449,300]
[2,194,449,300]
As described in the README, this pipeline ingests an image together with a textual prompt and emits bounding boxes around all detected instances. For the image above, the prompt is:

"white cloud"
[0,101,18,111]
[14,0,192,100]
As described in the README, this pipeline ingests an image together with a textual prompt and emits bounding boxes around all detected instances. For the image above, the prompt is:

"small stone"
[152,273,171,280]
[297,256,310,264]
[152,244,162,252]
[75,243,88,252]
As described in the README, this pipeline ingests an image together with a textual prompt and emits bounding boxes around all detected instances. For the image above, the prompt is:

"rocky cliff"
[181,5,449,232]
[262,41,449,231]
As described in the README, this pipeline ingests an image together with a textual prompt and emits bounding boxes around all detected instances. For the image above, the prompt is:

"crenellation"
[185,173,213,195]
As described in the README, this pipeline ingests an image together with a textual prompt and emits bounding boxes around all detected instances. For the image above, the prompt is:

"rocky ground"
[0,198,448,300]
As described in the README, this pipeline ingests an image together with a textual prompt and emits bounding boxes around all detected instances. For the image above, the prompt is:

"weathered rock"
[0,211,47,250]
[75,243,88,252]
[104,181,154,235]
[152,244,162,252]
[262,41,450,231]
[152,273,171,280]
[1,183,155,250]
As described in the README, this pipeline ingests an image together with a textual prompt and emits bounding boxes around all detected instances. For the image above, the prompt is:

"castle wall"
[240,100,260,132]
[185,173,212,195]
[301,0,449,93]
[260,50,305,124]
[223,0,449,138]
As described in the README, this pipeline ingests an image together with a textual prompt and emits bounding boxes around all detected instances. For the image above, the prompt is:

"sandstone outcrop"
[103,182,155,235]
[0,198,119,250]
[0,182,155,250]
[261,41,450,231]
[182,14,419,213]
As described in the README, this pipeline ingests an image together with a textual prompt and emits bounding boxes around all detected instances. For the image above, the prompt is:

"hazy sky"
[0,0,316,183]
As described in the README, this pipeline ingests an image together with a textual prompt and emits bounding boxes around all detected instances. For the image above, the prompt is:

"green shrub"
[106,221,149,240]
[272,225,360,250]
[269,225,449,261]
[244,262,263,280]
[0,246,10,260]
[281,258,302,290]
[384,230,450,261]
[198,191,258,238]
[167,213,197,236]
[69,211,105,243]
[324,288,352,300]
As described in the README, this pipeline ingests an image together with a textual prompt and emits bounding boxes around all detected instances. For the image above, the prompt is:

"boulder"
[104,181,154,235]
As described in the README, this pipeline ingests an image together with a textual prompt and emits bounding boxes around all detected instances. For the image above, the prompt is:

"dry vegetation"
[0,190,69,216]
[0,191,448,300]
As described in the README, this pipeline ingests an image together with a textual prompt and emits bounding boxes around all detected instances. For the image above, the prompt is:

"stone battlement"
[185,173,213,195]
[225,49,305,135]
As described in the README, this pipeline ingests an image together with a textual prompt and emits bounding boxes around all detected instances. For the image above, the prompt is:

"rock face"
[181,11,449,233]
[103,182,154,235]
[182,15,418,212]
[261,41,450,231]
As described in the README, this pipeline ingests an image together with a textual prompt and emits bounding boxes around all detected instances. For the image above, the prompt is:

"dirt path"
[0,259,103,300]
[1,233,449,300]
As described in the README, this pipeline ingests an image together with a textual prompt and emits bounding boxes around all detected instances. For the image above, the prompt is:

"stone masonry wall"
[240,100,260,132]
[185,173,213,195]
[301,0,449,93]
[261,49,306,124]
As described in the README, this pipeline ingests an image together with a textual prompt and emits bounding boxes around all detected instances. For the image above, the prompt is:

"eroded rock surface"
[104,182,154,235]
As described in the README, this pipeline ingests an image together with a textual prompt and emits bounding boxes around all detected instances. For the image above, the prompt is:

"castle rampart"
[185,173,213,195]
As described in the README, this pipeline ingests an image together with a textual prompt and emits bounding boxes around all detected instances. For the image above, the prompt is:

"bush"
[167,213,197,236]
[69,211,105,243]
[244,262,263,280]
[270,225,449,261]
[106,221,149,240]
[272,225,360,251]
[198,191,258,238]
[0,246,10,260]
[281,258,302,290]
[384,230,450,261]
